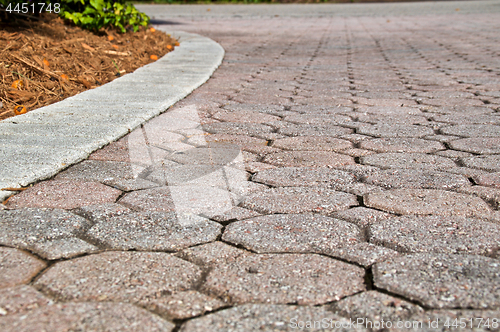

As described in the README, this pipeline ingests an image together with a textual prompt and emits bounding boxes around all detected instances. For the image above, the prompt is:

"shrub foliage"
[0,0,150,33]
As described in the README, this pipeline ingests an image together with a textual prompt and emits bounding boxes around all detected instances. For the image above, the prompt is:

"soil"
[0,14,178,121]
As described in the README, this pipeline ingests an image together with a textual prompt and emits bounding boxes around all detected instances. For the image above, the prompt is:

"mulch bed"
[0,13,178,121]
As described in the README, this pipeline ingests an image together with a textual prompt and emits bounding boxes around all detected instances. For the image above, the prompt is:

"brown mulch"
[0,14,178,121]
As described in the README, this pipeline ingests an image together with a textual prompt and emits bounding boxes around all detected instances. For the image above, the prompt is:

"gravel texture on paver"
[370,215,500,256]
[331,290,425,327]
[272,136,353,151]
[373,253,500,309]
[0,208,94,258]
[179,303,368,332]
[72,203,132,223]
[0,285,51,316]
[86,211,221,251]
[440,124,500,137]
[472,172,500,189]
[118,187,176,212]
[327,243,400,267]
[333,207,394,229]
[360,153,456,170]
[4,180,122,209]
[252,167,356,189]
[176,241,250,267]
[359,137,445,153]
[0,247,46,289]
[356,124,434,138]
[222,214,362,254]
[55,160,139,182]
[0,302,174,332]
[241,186,358,215]
[140,290,227,320]
[263,151,355,167]
[277,123,353,138]
[449,138,500,154]
[30,238,100,260]
[364,189,493,218]
[461,155,500,172]
[34,251,202,303]
[362,169,470,190]
[204,253,365,305]
[211,206,261,223]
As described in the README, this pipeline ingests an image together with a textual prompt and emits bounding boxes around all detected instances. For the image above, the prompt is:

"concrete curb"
[0,30,225,202]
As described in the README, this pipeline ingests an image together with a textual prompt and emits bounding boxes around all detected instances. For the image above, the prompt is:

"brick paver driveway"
[1,1,500,330]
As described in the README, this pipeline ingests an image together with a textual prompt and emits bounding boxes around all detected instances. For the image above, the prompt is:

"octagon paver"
[361,153,456,170]
[440,124,500,137]
[0,208,94,258]
[222,214,362,254]
[86,211,222,251]
[363,169,470,190]
[370,215,500,255]
[449,138,500,154]
[179,304,367,332]
[0,248,46,289]
[359,138,445,153]
[331,290,425,324]
[364,189,493,218]
[176,241,250,267]
[118,187,176,212]
[34,251,202,303]
[252,167,356,188]
[4,180,121,209]
[356,124,434,138]
[373,253,500,309]
[0,302,174,332]
[204,253,365,305]
[263,151,355,167]
[461,155,500,172]
[140,290,226,320]
[272,136,353,151]
[241,187,358,214]
[278,123,353,137]
[0,285,51,316]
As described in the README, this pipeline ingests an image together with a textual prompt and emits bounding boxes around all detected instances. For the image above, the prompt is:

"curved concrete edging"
[0,30,225,202]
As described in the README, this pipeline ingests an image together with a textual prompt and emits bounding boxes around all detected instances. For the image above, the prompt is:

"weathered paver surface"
[2,1,500,330]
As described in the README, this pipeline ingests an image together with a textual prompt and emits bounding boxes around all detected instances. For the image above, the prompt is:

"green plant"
[61,0,150,33]
[0,0,150,33]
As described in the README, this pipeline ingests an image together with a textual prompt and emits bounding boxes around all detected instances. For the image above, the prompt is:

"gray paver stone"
[373,253,500,309]
[461,155,500,172]
[180,303,367,332]
[331,290,425,327]
[359,138,445,153]
[272,136,353,151]
[30,238,100,260]
[370,215,500,255]
[333,207,394,229]
[363,169,470,190]
[0,302,174,332]
[140,290,226,320]
[241,187,358,214]
[4,180,121,209]
[252,167,356,189]
[204,253,365,305]
[86,211,221,251]
[223,214,362,254]
[34,251,202,303]
[361,153,456,170]
[364,189,493,218]
[263,151,355,167]
[449,138,500,154]
[328,243,400,267]
[0,248,46,289]
[118,187,176,212]
[0,208,93,257]
[440,124,500,137]
[356,124,434,138]
[0,285,51,316]
[176,241,250,267]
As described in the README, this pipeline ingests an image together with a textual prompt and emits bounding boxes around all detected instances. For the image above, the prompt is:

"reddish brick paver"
[2,2,500,330]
